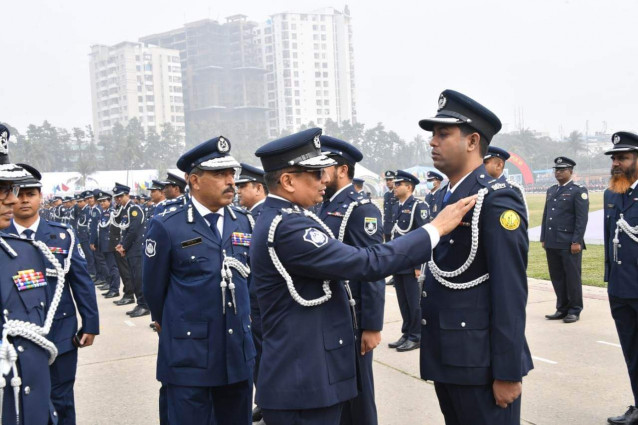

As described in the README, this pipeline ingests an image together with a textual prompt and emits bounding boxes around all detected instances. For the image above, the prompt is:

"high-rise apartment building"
[140,16,268,144]
[89,42,185,141]
[258,7,356,136]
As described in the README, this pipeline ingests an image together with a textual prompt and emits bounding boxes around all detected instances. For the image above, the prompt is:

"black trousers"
[50,349,78,425]
[434,382,521,425]
[102,251,121,293]
[545,247,583,315]
[93,248,109,282]
[127,254,147,307]
[114,252,134,297]
[250,288,262,387]
[610,296,638,406]
[340,329,378,425]
[263,402,344,425]
[80,240,95,277]
[394,273,421,341]
[167,380,252,425]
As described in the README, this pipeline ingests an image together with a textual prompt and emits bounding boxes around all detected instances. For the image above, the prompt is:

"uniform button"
[549,227,552,230]
[24,386,30,395]
[63,312,67,316]
[339,339,343,345]
[228,302,233,307]
[461,322,466,328]
[53,412,57,417]
[449,239,454,244]
[247,325,251,329]
[228,329,233,335]
[40,302,45,307]
[191,256,195,260]
[186,331,191,336]
[552,208,555,211]
[422,291,427,298]
[3,310,8,315]
[17,346,24,353]
[421,319,427,325]
[549,218,552,220]
[479,174,485,178]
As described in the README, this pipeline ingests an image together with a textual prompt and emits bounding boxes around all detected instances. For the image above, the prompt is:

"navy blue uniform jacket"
[120,202,145,256]
[0,233,57,425]
[142,201,255,387]
[391,195,429,274]
[320,185,385,331]
[540,181,589,249]
[604,187,638,298]
[8,220,100,354]
[421,166,533,385]
[251,196,435,410]
[382,190,397,234]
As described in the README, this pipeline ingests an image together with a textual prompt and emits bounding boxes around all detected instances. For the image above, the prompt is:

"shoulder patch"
[420,209,428,220]
[500,210,521,231]
[581,192,588,200]
[491,183,507,191]
[145,239,157,257]
[77,244,86,259]
[131,210,138,217]
[303,228,329,248]
[364,217,378,236]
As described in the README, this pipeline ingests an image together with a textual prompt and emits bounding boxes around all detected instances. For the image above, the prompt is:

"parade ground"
[75,277,625,425]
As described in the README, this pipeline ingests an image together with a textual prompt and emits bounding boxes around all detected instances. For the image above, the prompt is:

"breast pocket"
[322,318,355,384]
[169,321,209,369]
[439,308,490,368]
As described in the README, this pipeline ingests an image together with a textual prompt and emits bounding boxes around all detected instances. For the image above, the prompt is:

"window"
[138,96,143,102]
[146,95,154,102]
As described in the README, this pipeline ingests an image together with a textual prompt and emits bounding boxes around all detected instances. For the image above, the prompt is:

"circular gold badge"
[132,210,138,217]
[581,193,588,200]
[500,210,520,231]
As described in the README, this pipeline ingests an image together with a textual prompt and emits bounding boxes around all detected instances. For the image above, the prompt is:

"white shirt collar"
[329,183,352,202]
[267,194,292,203]
[560,179,573,187]
[13,217,40,237]
[249,198,266,213]
[191,196,225,219]
[631,179,638,190]
[448,170,473,194]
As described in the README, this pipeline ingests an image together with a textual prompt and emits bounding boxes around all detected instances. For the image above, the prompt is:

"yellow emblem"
[132,210,138,217]
[500,210,520,231]
[581,193,588,200]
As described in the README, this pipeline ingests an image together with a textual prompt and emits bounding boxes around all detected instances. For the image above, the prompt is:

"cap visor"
[605,146,638,155]
[419,117,464,131]
[298,154,337,169]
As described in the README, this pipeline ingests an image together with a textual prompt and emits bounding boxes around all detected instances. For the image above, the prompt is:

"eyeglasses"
[286,169,326,180]
[0,184,20,199]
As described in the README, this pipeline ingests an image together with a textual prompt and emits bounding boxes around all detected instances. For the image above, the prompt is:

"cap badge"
[313,135,321,149]
[217,137,230,153]
[556,158,563,164]
[0,130,8,155]
[613,134,621,145]
[438,94,447,111]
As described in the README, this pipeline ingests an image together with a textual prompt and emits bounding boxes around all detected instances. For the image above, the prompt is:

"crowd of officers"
[0,87,638,425]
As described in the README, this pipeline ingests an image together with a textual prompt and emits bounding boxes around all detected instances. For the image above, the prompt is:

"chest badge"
[13,269,47,291]
[231,232,252,247]
[364,217,378,236]
[500,210,521,231]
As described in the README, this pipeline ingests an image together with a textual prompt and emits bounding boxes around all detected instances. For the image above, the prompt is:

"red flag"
[61,183,69,191]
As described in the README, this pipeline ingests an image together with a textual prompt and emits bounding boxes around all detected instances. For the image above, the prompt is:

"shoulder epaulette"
[0,235,19,258]
[48,220,69,229]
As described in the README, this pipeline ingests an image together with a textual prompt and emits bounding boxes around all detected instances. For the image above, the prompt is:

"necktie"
[442,190,451,205]
[204,213,221,243]
[22,229,35,240]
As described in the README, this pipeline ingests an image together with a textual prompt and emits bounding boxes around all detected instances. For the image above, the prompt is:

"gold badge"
[132,210,138,217]
[581,193,588,200]
[60,232,66,240]
[500,210,520,231]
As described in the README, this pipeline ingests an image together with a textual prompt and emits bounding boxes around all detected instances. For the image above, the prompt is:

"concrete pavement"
[75,279,627,424]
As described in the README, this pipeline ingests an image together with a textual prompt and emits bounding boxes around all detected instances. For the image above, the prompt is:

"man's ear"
[279,173,296,194]
[466,132,481,153]
[188,174,199,191]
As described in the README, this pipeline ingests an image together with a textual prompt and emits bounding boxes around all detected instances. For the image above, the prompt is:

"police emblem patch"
[499,210,520,231]
[59,232,66,240]
[145,239,157,257]
[420,210,428,220]
[77,244,86,259]
[438,94,447,111]
[303,228,328,248]
[581,193,588,200]
[218,137,230,153]
[364,217,378,236]
[313,135,321,149]
[556,158,563,164]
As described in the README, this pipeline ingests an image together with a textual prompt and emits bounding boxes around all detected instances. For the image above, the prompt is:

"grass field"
[525,191,606,287]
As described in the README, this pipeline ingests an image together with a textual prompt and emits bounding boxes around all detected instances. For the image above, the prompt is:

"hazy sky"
[2,0,637,141]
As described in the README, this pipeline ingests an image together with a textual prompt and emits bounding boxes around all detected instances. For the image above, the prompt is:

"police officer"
[352,177,366,197]
[10,165,99,425]
[94,192,122,300]
[388,169,429,352]
[74,191,95,280]
[541,156,589,323]
[88,189,109,288]
[250,127,475,424]
[234,162,267,422]
[382,170,398,241]
[113,184,149,317]
[154,173,187,216]
[484,147,529,220]
[110,184,136,306]
[319,136,385,424]
[148,180,166,219]
[418,89,533,424]
[143,136,255,425]
[603,132,638,425]
[425,170,445,210]
[0,124,59,424]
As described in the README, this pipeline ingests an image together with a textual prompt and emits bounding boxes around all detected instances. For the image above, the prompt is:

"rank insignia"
[327,211,344,217]
[433,205,438,212]
[364,217,378,236]
[500,210,521,231]
[145,239,157,257]
[232,232,252,247]
[13,269,47,291]
[60,232,66,240]
[303,228,328,248]
[49,247,69,255]
[181,237,202,248]
[402,209,411,214]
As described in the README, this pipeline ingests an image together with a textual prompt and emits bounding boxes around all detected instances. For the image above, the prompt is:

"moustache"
[223,187,235,194]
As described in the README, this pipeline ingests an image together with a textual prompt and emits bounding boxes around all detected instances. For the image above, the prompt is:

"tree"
[566,130,585,156]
